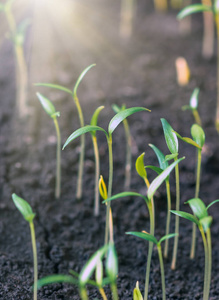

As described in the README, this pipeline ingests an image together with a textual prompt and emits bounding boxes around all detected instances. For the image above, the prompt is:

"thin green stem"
[53,118,61,199]
[206,228,212,299]
[80,287,88,300]
[99,287,108,300]
[215,13,219,133]
[192,110,202,126]
[199,225,208,300]
[171,156,180,270]
[111,283,119,300]
[190,149,202,259]
[123,118,132,189]
[164,180,171,258]
[157,244,166,300]
[73,95,85,200]
[29,221,38,300]
[92,136,100,216]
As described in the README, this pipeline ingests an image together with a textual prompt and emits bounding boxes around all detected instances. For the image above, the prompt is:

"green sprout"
[103,157,184,300]
[106,243,119,300]
[174,124,205,259]
[90,106,104,216]
[127,231,177,300]
[133,281,143,300]
[171,198,219,300]
[12,194,38,300]
[182,88,202,126]
[161,118,180,270]
[112,104,132,189]
[36,93,61,199]
[35,64,96,200]
[62,107,150,247]
[177,2,219,132]
[0,0,29,117]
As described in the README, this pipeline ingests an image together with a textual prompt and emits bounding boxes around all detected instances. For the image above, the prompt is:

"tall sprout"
[36,64,96,199]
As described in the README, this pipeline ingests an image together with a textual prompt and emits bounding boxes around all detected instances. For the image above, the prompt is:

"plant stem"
[144,200,155,300]
[111,283,119,300]
[202,0,214,59]
[92,136,100,216]
[80,287,88,300]
[206,228,212,299]
[215,12,219,133]
[29,221,38,300]
[123,118,132,190]
[164,180,171,258]
[157,244,166,300]
[53,118,61,199]
[199,225,208,300]
[192,110,202,126]
[171,156,180,270]
[105,135,114,247]
[190,149,202,259]
[99,287,108,300]
[73,94,85,200]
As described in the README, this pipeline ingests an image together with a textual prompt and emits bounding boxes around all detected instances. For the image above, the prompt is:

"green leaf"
[79,246,107,286]
[135,153,147,179]
[95,257,103,287]
[90,106,104,136]
[106,243,118,283]
[126,231,158,245]
[149,144,168,170]
[191,124,205,148]
[73,64,96,98]
[174,131,202,149]
[36,93,57,118]
[199,216,212,232]
[133,281,143,300]
[108,107,150,135]
[102,192,148,205]
[165,153,178,161]
[35,83,72,95]
[186,198,208,220]
[158,233,178,245]
[206,199,219,211]
[63,126,107,150]
[190,88,200,110]
[170,210,199,225]
[177,4,212,20]
[12,194,35,223]
[161,119,178,154]
[69,270,98,287]
[148,157,184,201]
[145,165,163,176]
[37,275,78,289]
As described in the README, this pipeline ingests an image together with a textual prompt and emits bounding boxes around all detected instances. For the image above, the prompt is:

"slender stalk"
[199,225,208,300]
[202,0,214,59]
[92,136,100,216]
[123,118,132,189]
[190,149,202,259]
[164,180,171,258]
[215,13,219,133]
[171,156,180,270]
[29,221,38,300]
[104,135,114,246]
[80,287,88,300]
[111,283,119,300]
[157,244,166,300]
[99,287,108,300]
[73,95,85,200]
[206,228,212,299]
[53,118,61,199]
[192,110,202,126]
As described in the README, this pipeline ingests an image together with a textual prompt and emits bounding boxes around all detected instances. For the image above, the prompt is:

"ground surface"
[0,0,219,299]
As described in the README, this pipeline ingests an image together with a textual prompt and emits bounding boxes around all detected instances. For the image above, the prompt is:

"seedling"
[103,157,184,300]
[90,106,104,216]
[36,93,61,199]
[63,107,150,247]
[36,64,96,199]
[182,88,202,126]
[174,124,205,258]
[133,281,143,300]
[106,243,119,300]
[0,0,29,117]
[161,118,180,270]
[12,194,38,300]
[112,104,132,189]
[127,231,177,300]
[171,198,219,300]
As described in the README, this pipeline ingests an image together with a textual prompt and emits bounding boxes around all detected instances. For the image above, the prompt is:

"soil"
[1,0,219,299]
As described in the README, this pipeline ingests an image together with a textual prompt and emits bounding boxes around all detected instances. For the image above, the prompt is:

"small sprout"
[133,281,143,300]
[136,152,147,180]
[182,88,202,126]
[12,194,38,300]
[99,175,108,201]
[106,243,119,300]
[36,93,61,199]
[175,57,190,86]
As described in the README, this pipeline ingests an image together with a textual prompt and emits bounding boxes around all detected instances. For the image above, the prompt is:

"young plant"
[174,124,205,258]
[63,107,150,247]
[12,194,38,300]
[112,104,132,189]
[171,198,219,300]
[90,106,104,216]
[127,231,177,300]
[106,243,119,300]
[36,64,96,200]
[0,0,29,117]
[161,118,180,270]
[36,93,61,199]
[182,88,202,126]
[103,157,184,300]
[133,281,143,300]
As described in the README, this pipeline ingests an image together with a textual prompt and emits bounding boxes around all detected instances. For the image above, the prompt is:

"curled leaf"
[73,64,96,98]
[133,281,143,300]
[106,243,118,283]
[90,106,104,136]
[177,4,212,20]
[149,144,168,170]
[199,216,212,232]
[12,194,35,223]
[206,199,219,211]
[136,153,147,179]
[99,176,108,200]
[161,119,178,154]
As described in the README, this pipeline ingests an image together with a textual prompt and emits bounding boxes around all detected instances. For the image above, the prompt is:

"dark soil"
[1,0,219,299]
